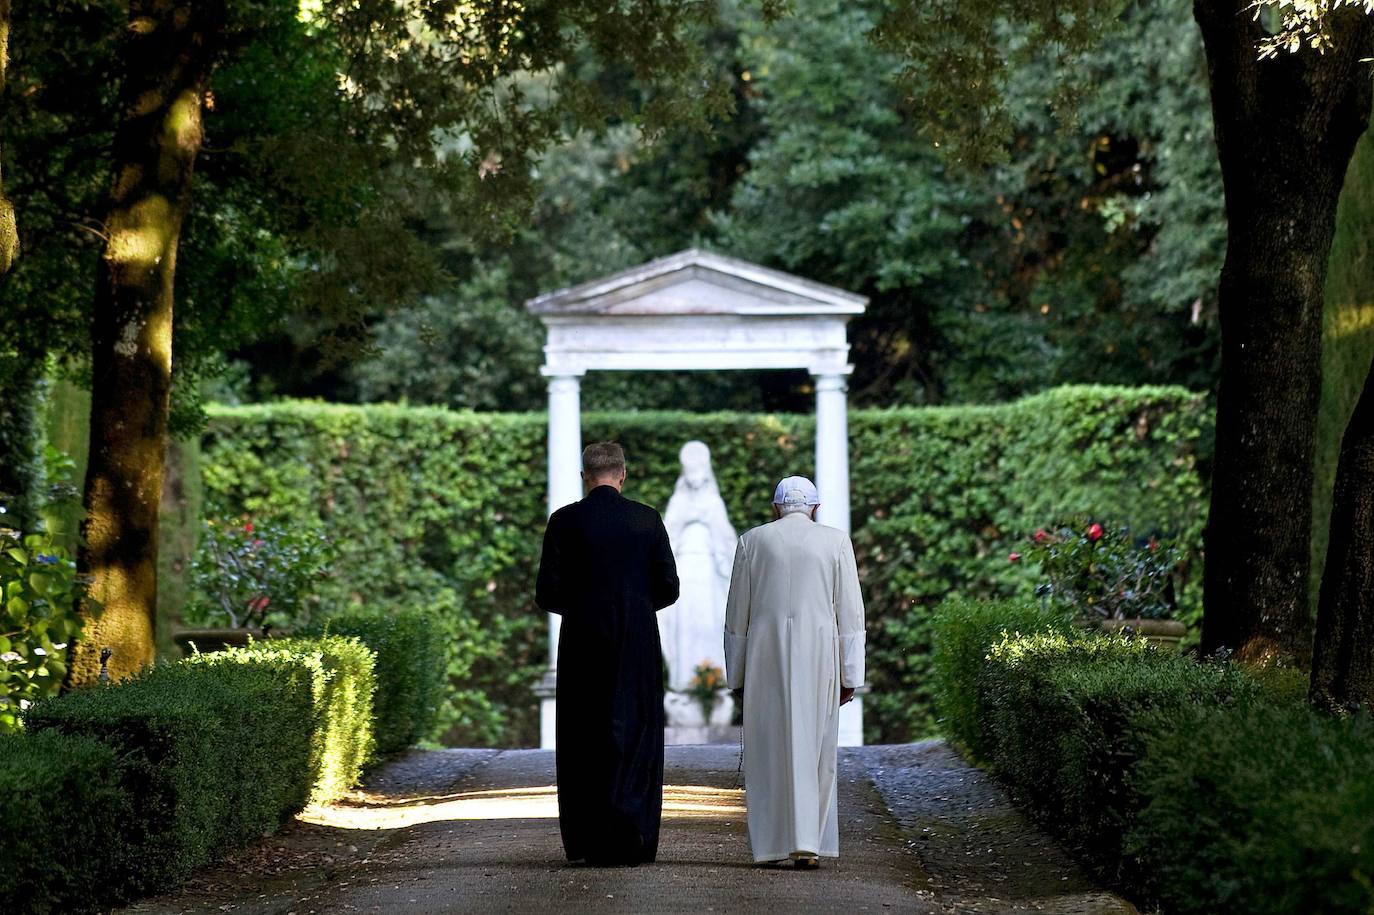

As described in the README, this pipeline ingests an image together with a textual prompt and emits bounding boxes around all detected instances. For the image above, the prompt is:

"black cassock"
[535,484,680,865]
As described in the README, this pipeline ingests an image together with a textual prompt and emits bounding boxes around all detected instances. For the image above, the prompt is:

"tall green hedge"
[199,384,1207,745]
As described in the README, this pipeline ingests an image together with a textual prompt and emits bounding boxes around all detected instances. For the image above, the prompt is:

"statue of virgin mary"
[660,441,737,693]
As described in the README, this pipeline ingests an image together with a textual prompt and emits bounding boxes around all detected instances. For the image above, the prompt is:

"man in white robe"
[723,475,866,868]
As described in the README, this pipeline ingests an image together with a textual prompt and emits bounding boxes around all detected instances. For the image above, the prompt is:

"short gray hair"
[582,441,626,479]
[776,501,812,516]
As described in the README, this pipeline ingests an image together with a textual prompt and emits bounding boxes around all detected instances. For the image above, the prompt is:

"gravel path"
[124,743,1133,915]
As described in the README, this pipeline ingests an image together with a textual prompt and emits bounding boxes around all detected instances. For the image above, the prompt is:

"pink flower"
[1008,552,1022,563]
[1033,529,1049,543]
[1087,523,1104,542]
[243,522,254,534]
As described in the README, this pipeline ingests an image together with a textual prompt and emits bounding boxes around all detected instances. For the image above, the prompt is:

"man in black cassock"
[535,441,680,866]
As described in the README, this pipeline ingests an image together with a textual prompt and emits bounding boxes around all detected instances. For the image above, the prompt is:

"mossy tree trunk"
[1311,365,1374,711]
[0,0,33,528]
[1194,0,1374,666]
[0,0,16,277]
[69,0,224,686]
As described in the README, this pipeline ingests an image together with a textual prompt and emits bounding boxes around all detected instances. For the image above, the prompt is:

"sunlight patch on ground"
[300,784,745,831]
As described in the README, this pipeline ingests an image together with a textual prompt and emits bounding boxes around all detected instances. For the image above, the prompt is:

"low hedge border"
[932,597,1374,914]
[10,635,377,911]
[301,608,445,756]
[928,597,1073,757]
[0,730,129,915]
[24,658,316,900]
[185,635,376,805]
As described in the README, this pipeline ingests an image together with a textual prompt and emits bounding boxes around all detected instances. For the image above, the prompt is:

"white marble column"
[814,373,851,534]
[538,373,584,749]
[813,371,863,746]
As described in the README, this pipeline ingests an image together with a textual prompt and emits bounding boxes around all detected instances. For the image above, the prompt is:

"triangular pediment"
[525,249,867,317]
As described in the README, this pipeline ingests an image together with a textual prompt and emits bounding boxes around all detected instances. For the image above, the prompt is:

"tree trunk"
[68,0,223,686]
[1194,0,1374,665]
[1311,360,1374,711]
[0,0,16,277]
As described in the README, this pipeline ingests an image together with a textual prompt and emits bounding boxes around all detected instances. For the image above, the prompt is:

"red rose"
[1087,523,1104,542]
[1008,552,1022,563]
[1033,529,1049,543]
[243,522,254,534]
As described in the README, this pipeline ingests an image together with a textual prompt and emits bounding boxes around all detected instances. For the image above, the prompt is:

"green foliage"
[185,636,376,805]
[198,384,1207,745]
[344,0,1224,414]
[1316,130,1374,609]
[23,657,316,902]
[1129,703,1374,915]
[183,516,335,630]
[0,730,128,915]
[942,618,1374,912]
[978,631,1255,884]
[301,608,446,756]
[0,528,94,733]
[872,0,1127,167]
[928,598,1072,756]
[1020,520,1182,621]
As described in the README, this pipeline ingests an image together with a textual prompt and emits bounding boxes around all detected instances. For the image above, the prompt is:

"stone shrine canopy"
[526,249,869,750]
[527,247,867,376]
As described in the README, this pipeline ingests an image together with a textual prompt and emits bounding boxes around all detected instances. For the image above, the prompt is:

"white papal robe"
[723,512,866,862]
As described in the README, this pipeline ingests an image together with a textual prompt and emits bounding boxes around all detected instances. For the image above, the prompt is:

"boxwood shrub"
[199,384,1209,744]
[0,730,129,915]
[978,631,1256,885]
[185,636,376,804]
[302,608,445,756]
[1129,703,1374,915]
[936,604,1374,915]
[928,597,1072,757]
[23,656,315,900]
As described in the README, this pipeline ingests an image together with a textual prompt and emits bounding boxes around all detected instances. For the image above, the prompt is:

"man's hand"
[840,686,855,706]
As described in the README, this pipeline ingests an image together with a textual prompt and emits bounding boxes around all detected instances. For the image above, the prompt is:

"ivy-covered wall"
[198,384,1208,745]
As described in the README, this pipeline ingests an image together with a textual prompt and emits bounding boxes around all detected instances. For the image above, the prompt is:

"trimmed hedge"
[199,384,1208,744]
[928,597,1072,757]
[979,631,1256,885]
[1129,704,1374,914]
[23,657,316,901]
[0,730,128,915]
[301,608,445,756]
[6,636,379,912]
[186,636,376,804]
[934,598,1374,914]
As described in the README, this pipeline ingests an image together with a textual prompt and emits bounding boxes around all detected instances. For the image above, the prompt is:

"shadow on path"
[124,743,1131,914]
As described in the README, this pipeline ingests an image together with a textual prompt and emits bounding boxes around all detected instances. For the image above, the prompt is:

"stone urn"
[1096,617,1188,649]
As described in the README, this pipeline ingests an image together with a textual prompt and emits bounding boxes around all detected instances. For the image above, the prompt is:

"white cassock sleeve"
[836,535,866,689]
[723,535,750,690]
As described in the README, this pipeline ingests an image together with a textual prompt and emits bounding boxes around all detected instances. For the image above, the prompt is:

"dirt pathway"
[125,744,1133,915]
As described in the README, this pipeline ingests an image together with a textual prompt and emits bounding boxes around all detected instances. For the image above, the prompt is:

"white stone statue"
[660,441,737,694]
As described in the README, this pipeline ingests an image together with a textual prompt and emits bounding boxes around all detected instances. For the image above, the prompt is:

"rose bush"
[1021,520,1181,621]
[182,517,335,631]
